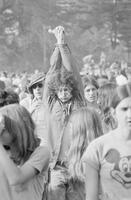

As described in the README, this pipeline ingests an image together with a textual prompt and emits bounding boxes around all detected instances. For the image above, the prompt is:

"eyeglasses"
[32,83,43,89]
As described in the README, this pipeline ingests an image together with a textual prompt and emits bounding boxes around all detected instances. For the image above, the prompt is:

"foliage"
[0,0,130,72]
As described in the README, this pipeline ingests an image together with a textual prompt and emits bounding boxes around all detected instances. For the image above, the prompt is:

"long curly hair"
[47,68,84,109]
[0,104,39,165]
[67,107,103,181]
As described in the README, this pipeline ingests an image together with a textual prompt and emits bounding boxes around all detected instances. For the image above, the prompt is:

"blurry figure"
[0,80,6,90]
[98,83,117,133]
[115,74,127,86]
[125,64,131,83]
[109,61,127,86]
[0,80,6,107]
[105,67,116,83]
[80,55,95,76]
[0,71,12,89]
[44,26,85,200]
[4,89,19,105]
[20,72,46,142]
[82,83,131,200]
[12,84,21,95]
[82,75,100,113]
[97,75,109,87]
[0,104,50,200]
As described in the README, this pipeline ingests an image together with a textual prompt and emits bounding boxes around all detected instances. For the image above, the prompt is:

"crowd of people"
[0,26,131,200]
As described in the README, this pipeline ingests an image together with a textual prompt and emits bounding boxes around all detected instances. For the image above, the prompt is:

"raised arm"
[0,142,50,189]
[56,26,85,102]
[42,31,62,106]
[59,43,85,101]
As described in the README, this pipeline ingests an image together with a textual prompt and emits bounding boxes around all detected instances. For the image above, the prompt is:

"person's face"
[111,67,120,77]
[57,85,72,103]
[84,84,97,103]
[32,81,43,99]
[0,129,13,157]
[114,97,131,131]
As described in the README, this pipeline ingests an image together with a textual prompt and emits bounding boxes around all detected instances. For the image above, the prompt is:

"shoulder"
[82,132,114,162]
[31,145,50,159]
[89,131,114,147]
[20,96,31,107]
[26,145,50,173]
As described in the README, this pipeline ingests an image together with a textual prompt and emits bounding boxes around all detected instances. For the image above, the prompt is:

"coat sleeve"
[58,44,85,104]
[43,46,62,109]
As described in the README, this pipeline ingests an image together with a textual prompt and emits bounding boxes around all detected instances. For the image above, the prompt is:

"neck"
[87,101,98,107]
[33,96,42,100]
[115,127,131,141]
[59,98,72,105]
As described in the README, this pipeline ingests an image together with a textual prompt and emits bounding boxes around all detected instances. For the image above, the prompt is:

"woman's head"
[4,89,19,105]
[69,107,102,143]
[110,84,131,131]
[82,75,99,103]
[0,104,38,164]
[111,83,131,109]
[98,83,117,112]
[68,107,103,181]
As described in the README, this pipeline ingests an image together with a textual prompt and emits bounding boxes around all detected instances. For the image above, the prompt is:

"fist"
[49,26,65,44]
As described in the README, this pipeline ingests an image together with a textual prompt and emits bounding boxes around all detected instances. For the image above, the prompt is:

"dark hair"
[4,89,19,105]
[111,83,131,109]
[0,90,7,107]
[48,69,83,104]
[0,104,39,164]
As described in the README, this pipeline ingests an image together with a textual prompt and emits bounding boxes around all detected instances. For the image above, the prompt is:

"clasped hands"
[49,26,65,45]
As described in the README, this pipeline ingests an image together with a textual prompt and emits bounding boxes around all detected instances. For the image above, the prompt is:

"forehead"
[116,97,131,108]
[59,85,72,90]
[85,84,97,90]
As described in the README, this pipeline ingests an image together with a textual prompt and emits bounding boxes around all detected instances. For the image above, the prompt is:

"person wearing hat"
[20,72,46,142]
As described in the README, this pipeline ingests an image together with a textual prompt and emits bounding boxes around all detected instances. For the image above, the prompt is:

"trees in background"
[0,0,130,72]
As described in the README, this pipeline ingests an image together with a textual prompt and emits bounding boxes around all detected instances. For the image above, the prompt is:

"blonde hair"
[68,107,103,181]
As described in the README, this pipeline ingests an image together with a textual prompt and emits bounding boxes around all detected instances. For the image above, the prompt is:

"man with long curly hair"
[43,26,85,200]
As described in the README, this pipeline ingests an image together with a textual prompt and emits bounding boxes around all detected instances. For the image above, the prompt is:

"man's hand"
[49,26,65,44]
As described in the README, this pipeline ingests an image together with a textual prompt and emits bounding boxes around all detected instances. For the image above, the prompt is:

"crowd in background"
[0,26,131,200]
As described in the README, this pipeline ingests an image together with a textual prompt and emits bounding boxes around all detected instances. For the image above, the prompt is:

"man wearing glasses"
[20,72,46,143]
